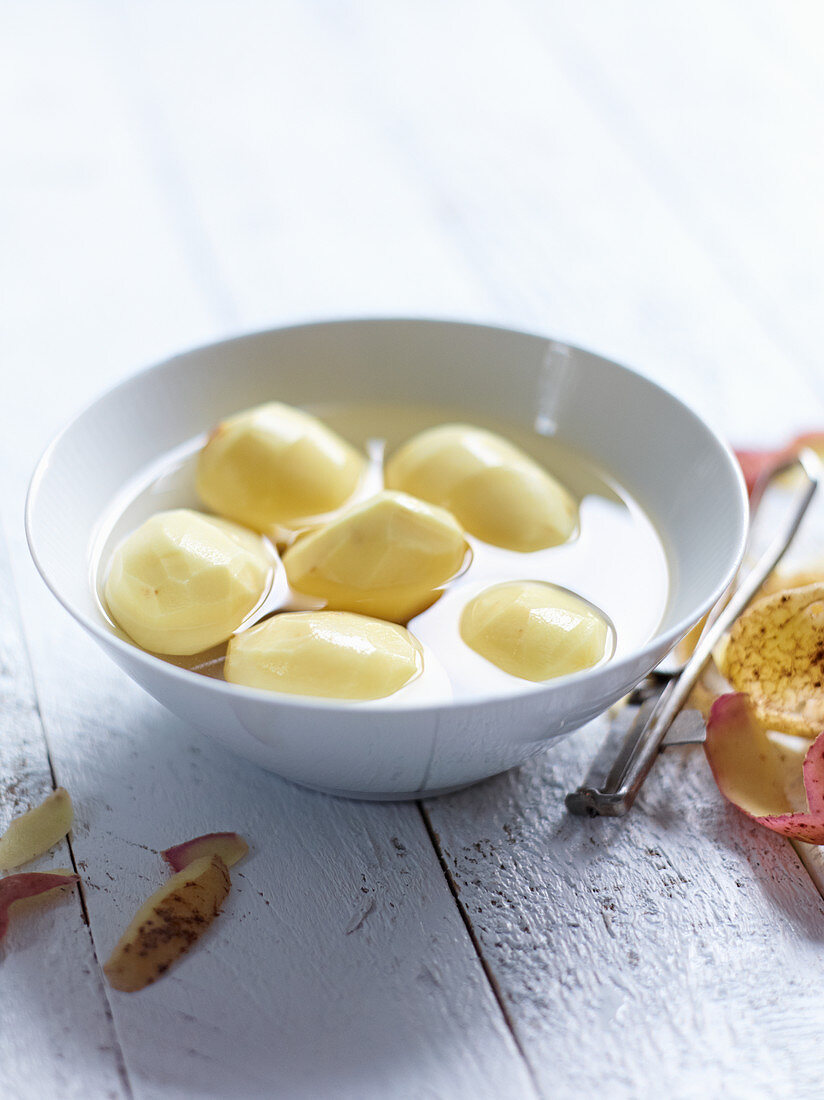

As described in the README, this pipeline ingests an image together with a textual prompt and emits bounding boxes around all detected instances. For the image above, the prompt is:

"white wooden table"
[3,3,824,1097]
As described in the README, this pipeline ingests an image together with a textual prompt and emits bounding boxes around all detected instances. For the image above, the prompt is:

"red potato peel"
[705,693,824,843]
[0,871,79,943]
[735,431,824,496]
[735,447,789,496]
[161,832,248,873]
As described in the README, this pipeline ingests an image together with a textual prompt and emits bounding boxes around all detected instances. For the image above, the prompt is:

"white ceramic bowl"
[26,319,747,799]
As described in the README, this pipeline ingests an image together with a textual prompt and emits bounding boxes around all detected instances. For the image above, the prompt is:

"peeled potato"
[225,611,422,699]
[104,854,230,992]
[196,402,365,533]
[721,583,824,737]
[105,509,271,655]
[385,424,577,552]
[282,490,469,622]
[460,581,611,681]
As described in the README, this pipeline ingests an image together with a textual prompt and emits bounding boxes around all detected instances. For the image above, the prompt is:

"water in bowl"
[90,402,669,702]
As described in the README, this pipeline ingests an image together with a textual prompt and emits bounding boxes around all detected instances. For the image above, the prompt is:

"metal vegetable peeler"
[566,448,823,817]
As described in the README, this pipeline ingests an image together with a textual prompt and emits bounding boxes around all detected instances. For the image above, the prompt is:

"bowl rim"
[25,315,749,716]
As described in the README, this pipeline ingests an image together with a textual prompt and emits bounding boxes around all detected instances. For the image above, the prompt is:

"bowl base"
[297,778,491,802]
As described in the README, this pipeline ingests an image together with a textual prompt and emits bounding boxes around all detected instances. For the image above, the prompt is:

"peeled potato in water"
[282,490,469,622]
[460,581,611,681]
[385,424,577,552]
[225,611,422,700]
[105,509,271,655]
[196,402,366,534]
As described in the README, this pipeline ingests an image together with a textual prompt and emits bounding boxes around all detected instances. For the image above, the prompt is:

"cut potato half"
[226,611,422,699]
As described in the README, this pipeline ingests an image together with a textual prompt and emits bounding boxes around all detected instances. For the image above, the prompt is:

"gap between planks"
[0,514,135,1100]
[416,799,543,1097]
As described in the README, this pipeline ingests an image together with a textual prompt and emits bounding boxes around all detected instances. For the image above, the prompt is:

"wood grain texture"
[0,0,221,466]
[11,562,536,1100]
[108,0,497,331]
[303,0,824,442]
[424,723,824,1099]
[521,0,824,398]
[0,518,129,1100]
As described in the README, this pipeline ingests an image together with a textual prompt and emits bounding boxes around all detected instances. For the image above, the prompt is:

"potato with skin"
[0,788,73,872]
[196,402,366,533]
[104,854,231,993]
[282,490,469,622]
[460,581,611,681]
[105,509,271,655]
[225,611,422,700]
[385,424,577,552]
[721,583,824,737]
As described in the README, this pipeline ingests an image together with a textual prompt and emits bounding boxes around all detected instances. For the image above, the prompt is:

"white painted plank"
[518,0,824,398]
[10,556,537,1100]
[298,0,824,443]
[107,0,498,330]
[424,725,824,1099]
[0,517,129,1100]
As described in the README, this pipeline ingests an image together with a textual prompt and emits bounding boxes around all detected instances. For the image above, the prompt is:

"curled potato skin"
[161,832,249,873]
[0,871,79,943]
[705,693,824,843]
[722,583,824,737]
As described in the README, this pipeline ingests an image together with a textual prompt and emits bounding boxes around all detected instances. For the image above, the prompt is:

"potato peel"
[735,447,789,496]
[735,430,824,496]
[0,871,79,943]
[705,693,824,843]
[721,583,824,737]
[0,788,74,872]
[761,560,824,598]
[161,832,248,873]
[104,854,230,992]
